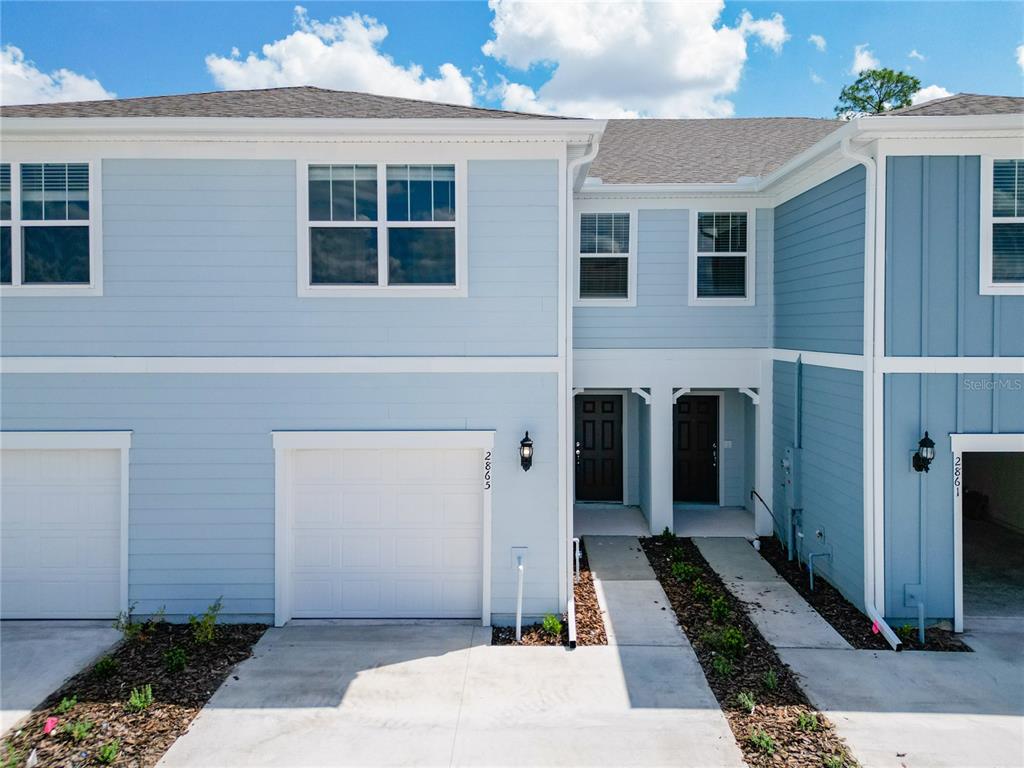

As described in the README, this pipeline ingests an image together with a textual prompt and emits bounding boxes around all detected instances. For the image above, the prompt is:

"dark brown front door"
[575,395,623,502]
[674,395,719,503]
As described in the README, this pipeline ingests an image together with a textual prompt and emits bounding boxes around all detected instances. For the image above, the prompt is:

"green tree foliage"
[835,68,921,118]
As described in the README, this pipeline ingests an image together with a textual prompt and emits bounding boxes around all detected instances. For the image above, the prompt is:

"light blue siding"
[883,372,1024,621]
[0,159,560,357]
[573,209,773,348]
[886,156,1024,357]
[720,389,749,507]
[773,361,864,608]
[774,166,865,354]
[0,372,559,620]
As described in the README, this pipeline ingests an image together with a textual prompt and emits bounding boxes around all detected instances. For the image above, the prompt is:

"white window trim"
[271,430,494,627]
[573,210,637,307]
[980,156,1024,296]
[688,208,756,307]
[297,161,468,298]
[0,160,103,297]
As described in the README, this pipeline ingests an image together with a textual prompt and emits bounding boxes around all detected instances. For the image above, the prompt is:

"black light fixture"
[913,431,936,473]
[519,431,534,472]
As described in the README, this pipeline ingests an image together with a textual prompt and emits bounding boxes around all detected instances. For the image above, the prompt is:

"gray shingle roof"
[587,118,841,184]
[0,85,567,120]
[884,93,1024,116]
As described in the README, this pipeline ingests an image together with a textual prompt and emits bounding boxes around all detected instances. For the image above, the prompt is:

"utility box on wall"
[782,446,803,510]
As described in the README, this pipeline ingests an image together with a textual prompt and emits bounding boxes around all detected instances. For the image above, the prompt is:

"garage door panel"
[395,493,440,526]
[339,492,383,526]
[293,535,333,569]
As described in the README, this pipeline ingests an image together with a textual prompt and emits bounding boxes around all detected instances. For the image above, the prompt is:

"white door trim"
[0,430,132,617]
[271,430,495,627]
[949,432,1024,633]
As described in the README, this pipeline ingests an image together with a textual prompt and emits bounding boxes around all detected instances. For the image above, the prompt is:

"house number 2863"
[483,451,492,490]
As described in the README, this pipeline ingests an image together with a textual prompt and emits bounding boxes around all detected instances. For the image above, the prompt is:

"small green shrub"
[737,691,756,714]
[671,561,700,582]
[1,743,23,768]
[762,667,778,691]
[896,623,916,642]
[823,755,847,768]
[189,597,223,644]
[97,739,121,765]
[669,546,686,563]
[113,602,142,641]
[703,626,746,659]
[710,595,731,623]
[164,646,187,674]
[541,614,562,637]
[749,728,776,755]
[691,579,714,602]
[797,711,820,731]
[660,526,675,543]
[62,719,93,742]
[711,656,734,676]
[54,695,77,715]
[126,684,154,713]
[93,655,118,678]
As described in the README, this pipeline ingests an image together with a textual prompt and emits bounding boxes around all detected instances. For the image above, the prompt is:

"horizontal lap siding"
[774,166,865,354]
[0,159,559,357]
[573,209,773,348]
[773,361,864,608]
[886,156,1024,357]
[0,372,559,620]
[884,372,1024,621]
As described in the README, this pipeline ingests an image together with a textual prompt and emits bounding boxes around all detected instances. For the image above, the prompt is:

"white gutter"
[840,136,902,652]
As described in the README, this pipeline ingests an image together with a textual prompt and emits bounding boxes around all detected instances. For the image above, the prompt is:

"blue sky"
[2,1,1021,117]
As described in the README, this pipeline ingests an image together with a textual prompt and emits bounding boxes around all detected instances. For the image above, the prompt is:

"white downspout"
[564,137,602,651]
[840,136,902,651]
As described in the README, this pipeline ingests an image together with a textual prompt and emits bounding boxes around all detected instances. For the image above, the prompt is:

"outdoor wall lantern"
[912,431,936,473]
[520,431,534,472]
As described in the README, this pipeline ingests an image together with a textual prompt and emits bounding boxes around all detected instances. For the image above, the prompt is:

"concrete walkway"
[160,540,744,768]
[694,537,851,650]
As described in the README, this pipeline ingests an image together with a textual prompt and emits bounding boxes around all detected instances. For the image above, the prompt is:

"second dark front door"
[575,395,623,502]
[674,395,719,503]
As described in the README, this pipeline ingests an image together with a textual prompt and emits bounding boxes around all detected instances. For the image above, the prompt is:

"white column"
[755,359,775,536]
[648,385,674,535]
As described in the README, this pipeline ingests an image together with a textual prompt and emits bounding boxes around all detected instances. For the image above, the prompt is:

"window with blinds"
[695,212,747,299]
[991,159,1024,284]
[578,212,629,300]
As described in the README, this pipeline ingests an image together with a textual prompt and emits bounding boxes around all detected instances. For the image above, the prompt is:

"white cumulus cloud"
[912,84,953,105]
[908,49,926,61]
[851,43,880,74]
[1017,44,1024,73]
[481,0,791,118]
[0,44,114,105]
[808,34,827,52]
[205,6,473,105]
[810,70,825,85]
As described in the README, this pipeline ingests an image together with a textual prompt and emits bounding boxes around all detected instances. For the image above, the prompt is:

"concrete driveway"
[158,623,742,768]
[1,621,120,734]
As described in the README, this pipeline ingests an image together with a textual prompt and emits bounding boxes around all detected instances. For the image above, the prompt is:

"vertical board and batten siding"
[886,156,1024,357]
[0,158,560,357]
[773,165,865,355]
[773,361,865,608]
[884,372,1024,621]
[0,372,559,621]
[572,209,774,348]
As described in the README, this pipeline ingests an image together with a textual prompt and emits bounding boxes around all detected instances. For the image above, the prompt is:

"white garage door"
[1,448,122,619]
[289,446,483,619]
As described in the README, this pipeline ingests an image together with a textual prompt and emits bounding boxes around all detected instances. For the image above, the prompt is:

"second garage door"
[289,446,484,619]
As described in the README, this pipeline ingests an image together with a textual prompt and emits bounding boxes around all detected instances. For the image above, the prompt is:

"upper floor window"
[300,162,464,297]
[981,158,1024,295]
[576,211,635,306]
[690,210,755,306]
[0,162,101,296]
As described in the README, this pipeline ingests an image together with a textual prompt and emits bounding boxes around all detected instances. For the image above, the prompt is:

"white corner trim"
[879,357,1024,374]
[271,429,495,628]
[979,155,1024,296]
[0,429,132,614]
[770,348,866,371]
[738,387,760,405]
[687,207,756,307]
[631,387,652,404]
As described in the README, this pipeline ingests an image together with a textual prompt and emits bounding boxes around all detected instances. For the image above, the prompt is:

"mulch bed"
[1,621,266,768]
[642,535,859,768]
[759,537,971,652]
[492,544,608,646]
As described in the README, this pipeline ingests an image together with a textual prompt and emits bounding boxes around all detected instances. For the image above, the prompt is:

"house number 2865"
[483,451,492,490]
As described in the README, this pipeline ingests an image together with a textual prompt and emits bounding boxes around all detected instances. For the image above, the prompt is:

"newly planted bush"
[660,526,675,543]
[669,546,686,563]
[703,626,746,658]
[762,667,778,691]
[691,579,714,602]
[541,614,562,637]
[823,755,847,768]
[710,595,731,623]
[1,743,22,768]
[749,728,776,755]
[62,719,93,742]
[126,684,154,713]
[113,602,143,642]
[93,655,118,678]
[164,646,187,674]
[54,695,77,715]
[97,739,121,765]
[711,656,734,676]
[189,597,223,644]
[797,711,820,731]
[671,561,700,582]
[737,691,756,714]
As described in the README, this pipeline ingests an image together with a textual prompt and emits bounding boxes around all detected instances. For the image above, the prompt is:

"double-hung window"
[690,210,754,306]
[301,162,464,296]
[577,211,634,305]
[981,158,1024,295]
[1,162,100,295]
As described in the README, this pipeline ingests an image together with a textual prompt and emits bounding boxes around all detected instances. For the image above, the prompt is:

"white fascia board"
[272,429,495,450]
[0,116,606,143]
[0,430,132,450]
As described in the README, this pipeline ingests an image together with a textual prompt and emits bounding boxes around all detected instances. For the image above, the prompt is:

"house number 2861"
[483,451,492,490]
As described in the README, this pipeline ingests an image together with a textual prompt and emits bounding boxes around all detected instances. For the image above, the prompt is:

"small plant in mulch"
[53,695,77,715]
[541,614,563,637]
[97,738,121,765]
[749,727,776,755]
[164,646,188,674]
[61,718,94,742]
[126,684,155,713]
[710,595,731,623]
[712,656,734,676]
[824,754,849,768]
[691,578,714,602]
[797,710,820,731]
[189,597,223,644]
[671,560,701,582]
[93,654,119,678]
[737,691,756,714]
[762,667,778,691]
[1,743,23,768]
